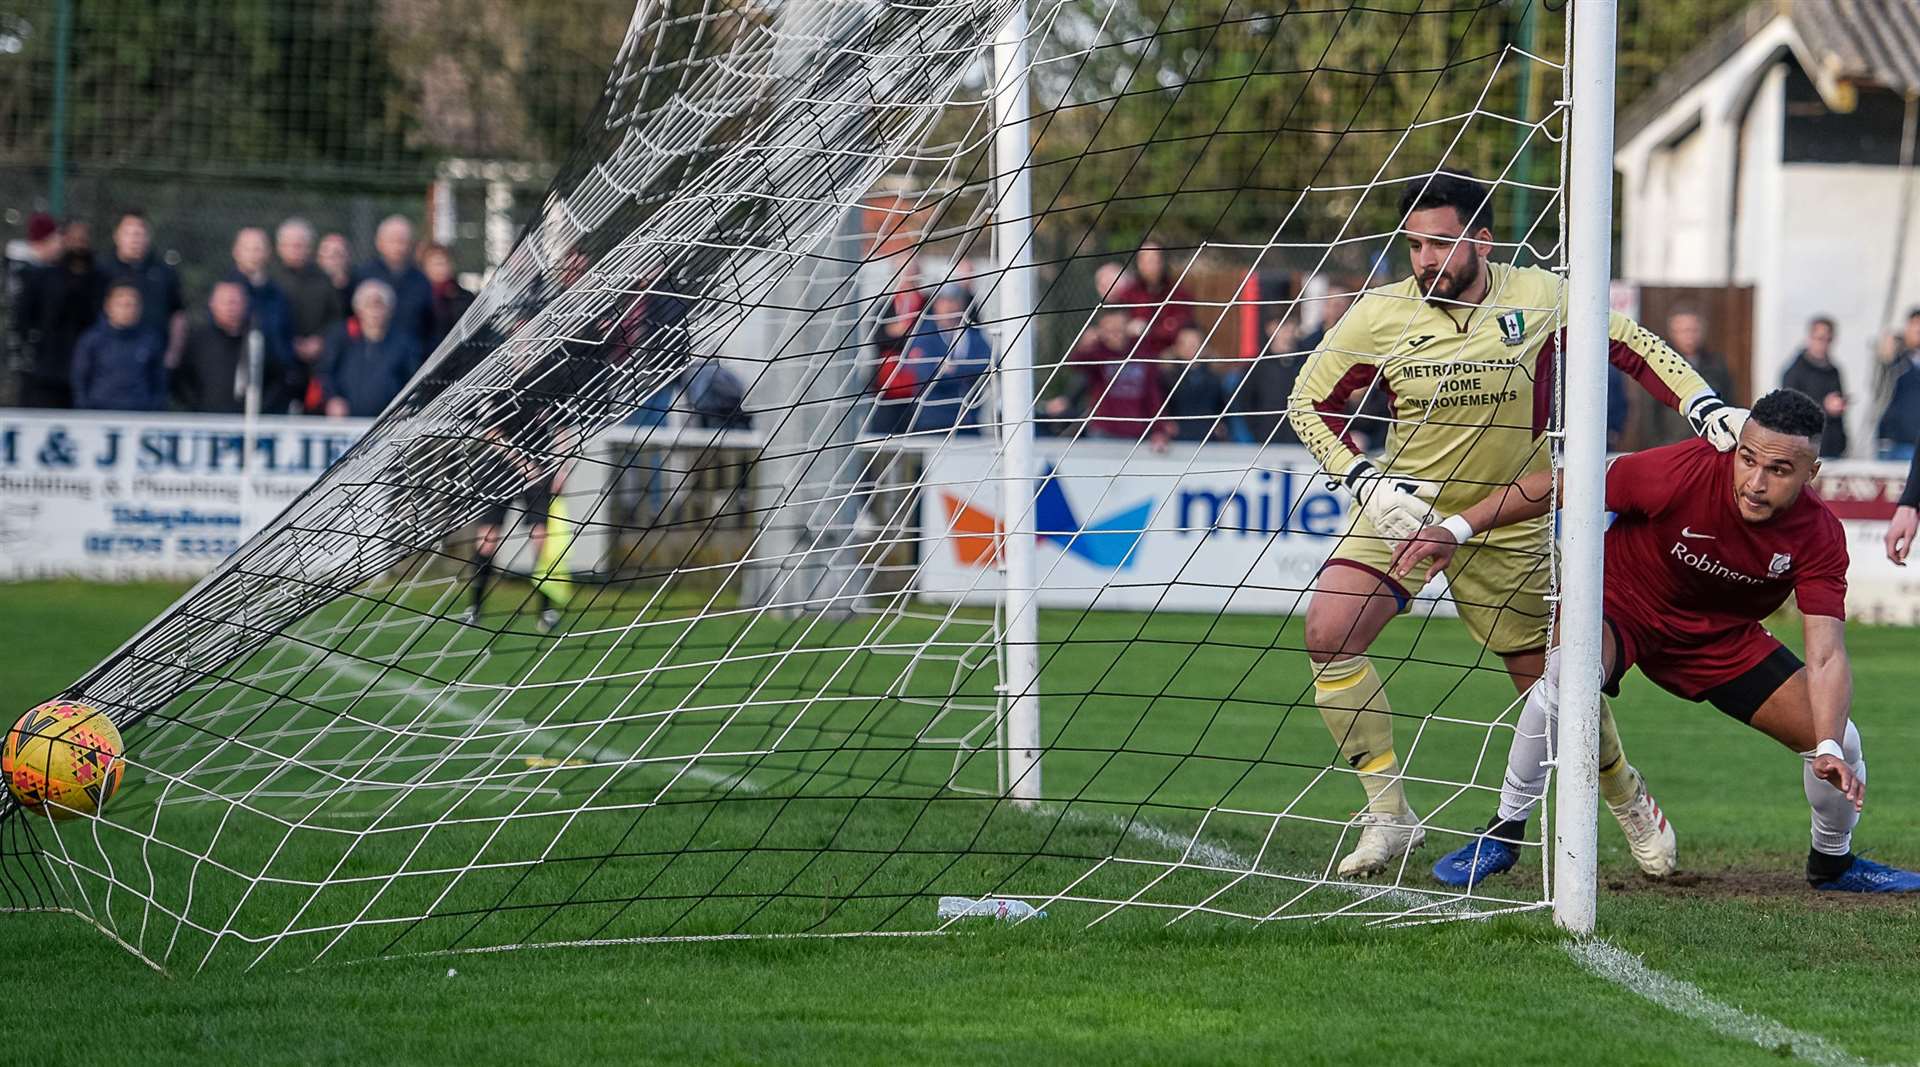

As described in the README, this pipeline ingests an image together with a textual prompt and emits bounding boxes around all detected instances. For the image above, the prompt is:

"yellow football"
[3,700,124,819]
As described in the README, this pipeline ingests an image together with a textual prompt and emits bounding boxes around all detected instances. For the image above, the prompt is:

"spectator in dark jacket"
[71,280,166,410]
[905,286,991,434]
[1232,316,1305,446]
[1162,324,1228,442]
[351,215,433,347]
[1634,308,1737,447]
[4,212,59,401]
[172,281,252,414]
[15,221,107,408]
[420,242,475,353]
[1880,372,1920,460]
[319,280,422,418]
[318,232,354,317]
[5,212,60,313]
[1876,309,1920,459]
[227,226,296,408]
[272,217,344,412]
[102,211,186,367]
[1781,315,1849,458]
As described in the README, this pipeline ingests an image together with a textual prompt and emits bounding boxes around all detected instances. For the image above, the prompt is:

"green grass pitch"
[4,580,1920,1065]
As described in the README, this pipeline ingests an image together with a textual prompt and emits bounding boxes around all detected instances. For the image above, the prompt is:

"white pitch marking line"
[1066,810,1248,871]
[328,658,762,795]
[1564,939,1881,1067]
[1050,809,1878,1067]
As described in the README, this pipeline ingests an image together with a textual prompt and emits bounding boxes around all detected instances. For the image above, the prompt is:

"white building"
[1615,0,1920,455]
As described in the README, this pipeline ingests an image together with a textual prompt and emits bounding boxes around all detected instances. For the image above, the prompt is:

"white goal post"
[1553,0,1619,937]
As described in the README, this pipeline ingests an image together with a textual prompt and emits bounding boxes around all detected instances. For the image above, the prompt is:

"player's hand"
[1811,754,1865,811]
[1685,394,1748,452]
[1887,505,1919,566]
[1343,459,1439,541]
[1390,523,1461,581]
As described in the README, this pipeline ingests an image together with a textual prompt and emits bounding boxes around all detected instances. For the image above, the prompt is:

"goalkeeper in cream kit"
[1284,170,1748,878]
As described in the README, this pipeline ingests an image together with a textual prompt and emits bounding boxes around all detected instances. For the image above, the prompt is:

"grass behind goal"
[12,582,1537,971]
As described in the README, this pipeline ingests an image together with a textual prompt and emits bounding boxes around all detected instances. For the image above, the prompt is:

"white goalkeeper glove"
[1685,392,1748,452]
[1338,457,1439,541]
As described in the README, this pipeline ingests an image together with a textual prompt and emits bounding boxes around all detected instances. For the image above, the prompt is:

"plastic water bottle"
[937,895,1046,921]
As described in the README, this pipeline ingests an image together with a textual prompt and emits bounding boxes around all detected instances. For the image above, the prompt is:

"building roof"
[1619,0,1920,144]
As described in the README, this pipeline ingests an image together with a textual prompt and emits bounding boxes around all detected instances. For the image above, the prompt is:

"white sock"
[1802,720,1864,858]
[1497,648,1560,825]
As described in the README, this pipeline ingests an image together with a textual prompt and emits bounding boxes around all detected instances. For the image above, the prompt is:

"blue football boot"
[1812,855,1920,893]
[1432,832,1520,888]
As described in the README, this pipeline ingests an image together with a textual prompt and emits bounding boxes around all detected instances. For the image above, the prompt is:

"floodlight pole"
[1554,0,1617,936]
[49,0,73,217]
[993,0,1042,803]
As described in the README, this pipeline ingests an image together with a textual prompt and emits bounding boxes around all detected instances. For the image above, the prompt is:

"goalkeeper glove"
[1338,457,1439,541]
[1685,392,1748,452]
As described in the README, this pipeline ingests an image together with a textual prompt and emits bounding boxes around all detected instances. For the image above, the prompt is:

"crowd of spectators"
[868,240,1383,451]
[5,208,475,419]
[860,241,1920,465]
[1637,304,1920,461]
[22,204,1920,461]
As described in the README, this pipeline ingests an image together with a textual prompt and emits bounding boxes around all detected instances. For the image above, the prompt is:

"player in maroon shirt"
[1392,389,1920,892]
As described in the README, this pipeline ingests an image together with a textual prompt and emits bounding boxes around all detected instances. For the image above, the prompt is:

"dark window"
[1783,63,1911,166]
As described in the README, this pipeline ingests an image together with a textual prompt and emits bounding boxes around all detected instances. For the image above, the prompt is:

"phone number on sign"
[85,534,241,557]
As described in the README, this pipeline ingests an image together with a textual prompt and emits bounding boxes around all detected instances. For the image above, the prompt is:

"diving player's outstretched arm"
[1803,614,1864,807]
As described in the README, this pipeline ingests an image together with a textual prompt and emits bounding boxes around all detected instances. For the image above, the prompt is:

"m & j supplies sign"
[0,409,371,580]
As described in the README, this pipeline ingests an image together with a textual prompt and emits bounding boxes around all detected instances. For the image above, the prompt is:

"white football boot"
[1607,768,1677,877]
[1337,809,1427,878]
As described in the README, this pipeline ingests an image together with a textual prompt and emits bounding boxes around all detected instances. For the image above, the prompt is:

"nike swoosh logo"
[1680,527,1715,540]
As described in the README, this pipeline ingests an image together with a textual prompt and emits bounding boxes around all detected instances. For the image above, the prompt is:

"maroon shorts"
[1604,611,1792,706]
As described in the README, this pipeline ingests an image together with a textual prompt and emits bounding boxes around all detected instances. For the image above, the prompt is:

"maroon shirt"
[1071,338,1170,439]
[1107,275,1196,356]
[1604,439,1848,646]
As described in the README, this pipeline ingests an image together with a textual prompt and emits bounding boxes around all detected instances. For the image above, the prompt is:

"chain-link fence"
[0,0,635,403]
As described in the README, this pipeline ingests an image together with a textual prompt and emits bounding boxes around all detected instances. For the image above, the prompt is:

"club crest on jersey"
[1496,311,1526,346]
[1769,553,1792,577]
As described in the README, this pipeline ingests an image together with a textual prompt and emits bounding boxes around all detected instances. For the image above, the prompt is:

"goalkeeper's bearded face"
[1404,206,1489,303]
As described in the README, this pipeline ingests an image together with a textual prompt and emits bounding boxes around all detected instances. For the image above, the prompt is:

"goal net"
[2,0,1600,971]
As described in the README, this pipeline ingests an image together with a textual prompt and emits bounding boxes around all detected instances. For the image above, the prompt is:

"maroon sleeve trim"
[1533,334,1558,438]
[1314,363,1382,451]
[1605,335,1682,408]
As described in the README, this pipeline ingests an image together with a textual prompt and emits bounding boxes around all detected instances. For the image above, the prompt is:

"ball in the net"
[2,700,124,819]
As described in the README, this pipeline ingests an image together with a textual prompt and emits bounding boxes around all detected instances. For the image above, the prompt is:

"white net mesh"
[1,0,1586,971]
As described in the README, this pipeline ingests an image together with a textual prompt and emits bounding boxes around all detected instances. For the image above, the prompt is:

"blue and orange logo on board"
[939,465,1153,570]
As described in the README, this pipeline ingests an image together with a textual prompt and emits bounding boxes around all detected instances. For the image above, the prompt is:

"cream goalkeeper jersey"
[1285,262,1712,516]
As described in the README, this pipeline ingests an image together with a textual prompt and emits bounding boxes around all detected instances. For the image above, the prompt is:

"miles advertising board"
[915,440,1457,616]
